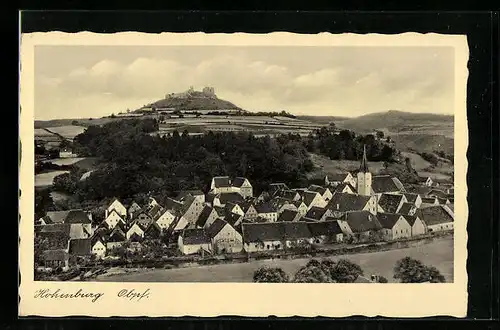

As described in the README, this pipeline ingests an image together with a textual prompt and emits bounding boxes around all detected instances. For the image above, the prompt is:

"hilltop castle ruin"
[165,86,216,99]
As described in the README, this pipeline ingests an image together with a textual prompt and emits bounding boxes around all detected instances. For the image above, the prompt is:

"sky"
[34,45,455,120]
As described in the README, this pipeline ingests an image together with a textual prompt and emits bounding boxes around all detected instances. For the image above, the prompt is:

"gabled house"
[106,225,127,249]
[325,172,356,188]
[327,193,378,215]
[334,182,356,194]
[403,193,423,208]
[307,185,333,201]
[274,189,301,202]
[131,209,153,228]
[428,189,448,199]
[402,215,427,236]
[178,228,212,255]
[292,200,309,216]
[398,202,418,216]
[377,213,411,240]
[105,198,127,219]
[104,209,126,230]
[224,202,245,217]
[417,205,454,232]
[241,222,285,252]
[224,212,244,229]
[196,205,219,229]
[277,209,302,222]
[127,202,142,220]
[371,175,406,196]
[126,222,145,240]
[255,202,279,222]
[180,195,205,225]
[210,176,233,194]
[378,193,408,214]
[232,177,253,198]
[302,191,327,210]
[270,197,298,215]
[342,211,383,242]
[207,219,243,254]
[239,201,258,220]
[305,206,334,222]
[268,183,289,196]
[144,222,162,240]
[154,208,178,232]
[307,220,344,244]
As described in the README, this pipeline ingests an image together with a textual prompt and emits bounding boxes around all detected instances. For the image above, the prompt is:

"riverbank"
[95,235,453,283]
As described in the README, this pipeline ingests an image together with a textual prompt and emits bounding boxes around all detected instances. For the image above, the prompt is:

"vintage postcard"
[19,32,468,317]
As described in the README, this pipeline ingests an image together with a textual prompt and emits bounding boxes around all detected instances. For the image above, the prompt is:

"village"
[35,145,455,274]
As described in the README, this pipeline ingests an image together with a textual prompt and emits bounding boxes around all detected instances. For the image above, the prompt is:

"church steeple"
[359,144,369,173]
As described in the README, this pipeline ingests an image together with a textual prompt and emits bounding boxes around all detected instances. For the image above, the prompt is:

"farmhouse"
[418,205,454,233]
[231,177,253,198]
[239,201,259,220]
[378,193,408,214]
[307,220,344,244]
[207,219,243,254]
[127,202,142,220]
[292,200,309,216]
[283,222,313,248]
[371,175,406,196]
[327,193,378,215]
[377,213,411,240]
[270,197,298,215]
[403,215,427,236]
[241,222,285,252]
[105,198,127,219]
[255,202,279,222]
[342,211,383,242]
[104,209,126,230]
[403,193,423,208]
[196,205,218,228]
[178,228,212,255]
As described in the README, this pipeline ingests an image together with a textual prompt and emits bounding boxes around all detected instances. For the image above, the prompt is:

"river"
[96,236,454,283]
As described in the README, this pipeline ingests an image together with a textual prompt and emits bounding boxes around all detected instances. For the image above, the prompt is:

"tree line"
[252,256,445,283]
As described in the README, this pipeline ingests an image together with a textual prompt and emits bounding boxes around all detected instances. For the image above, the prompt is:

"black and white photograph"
[20,31,468,317]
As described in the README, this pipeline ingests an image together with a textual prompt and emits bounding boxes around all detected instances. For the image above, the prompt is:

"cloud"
[35,48,455,120]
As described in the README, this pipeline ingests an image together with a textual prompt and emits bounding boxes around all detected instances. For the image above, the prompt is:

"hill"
[337,110,454,136]
[390,134,454,155]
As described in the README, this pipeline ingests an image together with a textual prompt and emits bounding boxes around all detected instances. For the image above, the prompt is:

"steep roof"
[68,238,92,255]
[302,191,320,206]
[344,211,382,233]
[308,185,328,195]
[196,205,215,227]
[232,177,248,188]
[255,202,278,213]
[269,183,289,194]
[180,228,211,245]
[418,205,454,226]
[372,175,406,194]
[218,192,245,204]
[206,218,228,238]
[241,222,285,242]
[224,212,243,227]
[44,211,70,224]
[378,194,405,213]
[180,195,197,213]
[398,202,416,216]
[377,213,405,229]
[283,222,311,240]
[402,215,420,226]
[128,202,142,212]
[37,226,71,250]
[238,200,255,213]
[334,182,356,193]
[359,144,369,172]
[213,176,231,188]
[164,197,184,215]
[307,220,343,236]
[292,200,306,208]
[275,189,300,201]
[278,209,300,222]
[108,227,126,242]
[403,193,420,204]
[305,206,329,220]
[327,193,371,212]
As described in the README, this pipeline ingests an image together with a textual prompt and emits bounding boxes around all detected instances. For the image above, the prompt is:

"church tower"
[357,145,372,196]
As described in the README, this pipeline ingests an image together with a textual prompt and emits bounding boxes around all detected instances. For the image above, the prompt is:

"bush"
[253,266,289,283]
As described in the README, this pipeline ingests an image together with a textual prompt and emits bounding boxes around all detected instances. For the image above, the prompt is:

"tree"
[293,264,333,283]
[329,259,364,283]
[377,276,389,283]
[253,267,289,283]
[393,257,446,283]
[376,131,385,139]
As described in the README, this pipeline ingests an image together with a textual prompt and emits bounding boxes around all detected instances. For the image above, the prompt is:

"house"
[105,198,127,219]
[417,205,454,232]
[104,209,126,230]
[239,201,259,220]
[241,222,285,252]
[255,202,279,222]
[305,206,334,222]
[371,175,406,196]
[224,212,244,229]
[307,185,333,201]
[178,228,212,255]
[398,202,418,216]
[146,197,160,208]
[224,202,245,217]
[270,197,298,215]
[144,222,162,239]
[127,202,142,220]
[419,176,434,187]
[283,222,313,248]
[131,209,153,228]
[39,211,70,225]
[403,193,423,208]
[420,197,440,207]
[342,211,383,242]
[154,208,178,232]
[40,210,92,239]
[59,148,77,158]
[68,237,107,259]
[377,213,412,240]
[334,182,356,194]
[232,177,253,198]
[180,195,205,225]
[277,209,302,222]
[378,193,408,214]
[213,192,245,207]
[307,220,344,244]
[126,222,145,240]
[42,250,69,270]
[325,172,356,188]
[274,189,301,202]
[292,200,309,216]
[403,215,427,236]
[106,225,127,249]
[210,176,233,194]
[302,191,327,210]
[145,203,163,221]
[196,205,219,228]
[176,190,205,204]
[327,193,378,215]
[268,183,289,195]
[207,219,243,254]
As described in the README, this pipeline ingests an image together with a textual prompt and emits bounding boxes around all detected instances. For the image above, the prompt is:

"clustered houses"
[36,146,455,266]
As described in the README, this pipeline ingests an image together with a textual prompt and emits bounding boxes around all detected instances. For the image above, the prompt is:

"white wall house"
[104,210,126,230]
[105,199,127,219]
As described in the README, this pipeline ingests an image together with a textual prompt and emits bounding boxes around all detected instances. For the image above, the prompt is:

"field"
[96,236,453,283]
[35,170,69,187]
[44,125,86,139]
